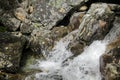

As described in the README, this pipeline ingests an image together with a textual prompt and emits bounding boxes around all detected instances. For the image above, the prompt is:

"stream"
[25,30,108,80]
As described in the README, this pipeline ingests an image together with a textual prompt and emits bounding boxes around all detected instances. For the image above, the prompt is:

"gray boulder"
[29,0,88,29]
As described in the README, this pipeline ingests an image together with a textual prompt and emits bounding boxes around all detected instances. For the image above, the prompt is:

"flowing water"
[25,30,108,80]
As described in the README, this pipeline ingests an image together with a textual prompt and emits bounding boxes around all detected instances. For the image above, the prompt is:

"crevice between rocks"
[54,1,90,27]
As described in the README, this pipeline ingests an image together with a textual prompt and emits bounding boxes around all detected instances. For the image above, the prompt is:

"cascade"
[25,30,108,80]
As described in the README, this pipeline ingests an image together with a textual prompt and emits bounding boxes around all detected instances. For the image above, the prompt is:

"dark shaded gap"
[89,0,120,4]
[54,2,89,27]
[0,22,7,32]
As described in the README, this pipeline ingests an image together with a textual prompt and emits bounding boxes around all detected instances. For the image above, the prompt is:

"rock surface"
[77,3,114,43]
[29,0,88,29]
[104,16,120,42]
[0,32,26,73]
[30,26,71,53]
[69,3,115,56]
[100,37,120,80]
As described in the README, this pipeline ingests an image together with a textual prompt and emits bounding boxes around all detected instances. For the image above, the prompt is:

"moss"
[0,26,7,32]
[33,23,40,28]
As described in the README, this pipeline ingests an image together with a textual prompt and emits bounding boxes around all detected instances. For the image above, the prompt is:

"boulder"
[29,0,88,29]
[68,3,115,56]
[0,32,26,73]
[77,3,115,44]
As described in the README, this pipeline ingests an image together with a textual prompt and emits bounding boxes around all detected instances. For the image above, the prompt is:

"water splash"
[25,33,108,80]
[60,41,107,80]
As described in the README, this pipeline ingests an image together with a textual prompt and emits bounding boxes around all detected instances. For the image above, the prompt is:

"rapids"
[25,30,108,80]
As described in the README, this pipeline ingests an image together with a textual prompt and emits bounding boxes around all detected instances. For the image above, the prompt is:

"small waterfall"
[60,41,107,80]
[25,30,108,80]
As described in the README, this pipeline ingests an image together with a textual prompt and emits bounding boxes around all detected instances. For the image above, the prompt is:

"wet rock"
[70,42,85,56]
[100,37,120,80]
[20,49,44,73]
[0,32,26,73]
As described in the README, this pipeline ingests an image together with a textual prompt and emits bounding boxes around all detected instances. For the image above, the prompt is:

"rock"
[0,72,25,80]
[30,26,70,53]
[70,42,85,56]
[29,0,88,29]
[77,3,115,44]
[104,16,120,42]
[0,26,7,32]
[28,6,34,14]
[100,37,120,80]
[69,12,85,31]
[79,5,88,11]
[20,23,35,34]
[14,7,27,22]
[0,0,21,10]
[20,49,44,73]
[51,26,70,40]
[0,12,21,31]
[0,32,26,73]
[108,4,120,11]
[67,3,115,57]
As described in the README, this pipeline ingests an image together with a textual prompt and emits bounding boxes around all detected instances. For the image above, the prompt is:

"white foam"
[25,38,107,80]
[60,41,107,80]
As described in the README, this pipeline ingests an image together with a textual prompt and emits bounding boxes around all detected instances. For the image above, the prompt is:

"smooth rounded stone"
[77,3,115,44]
[79,5,88,11]
[70,42,85,56]
[14,7,27,22]
[29,0,89,29]
[100,37,120,80]
[0,32,26,73]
